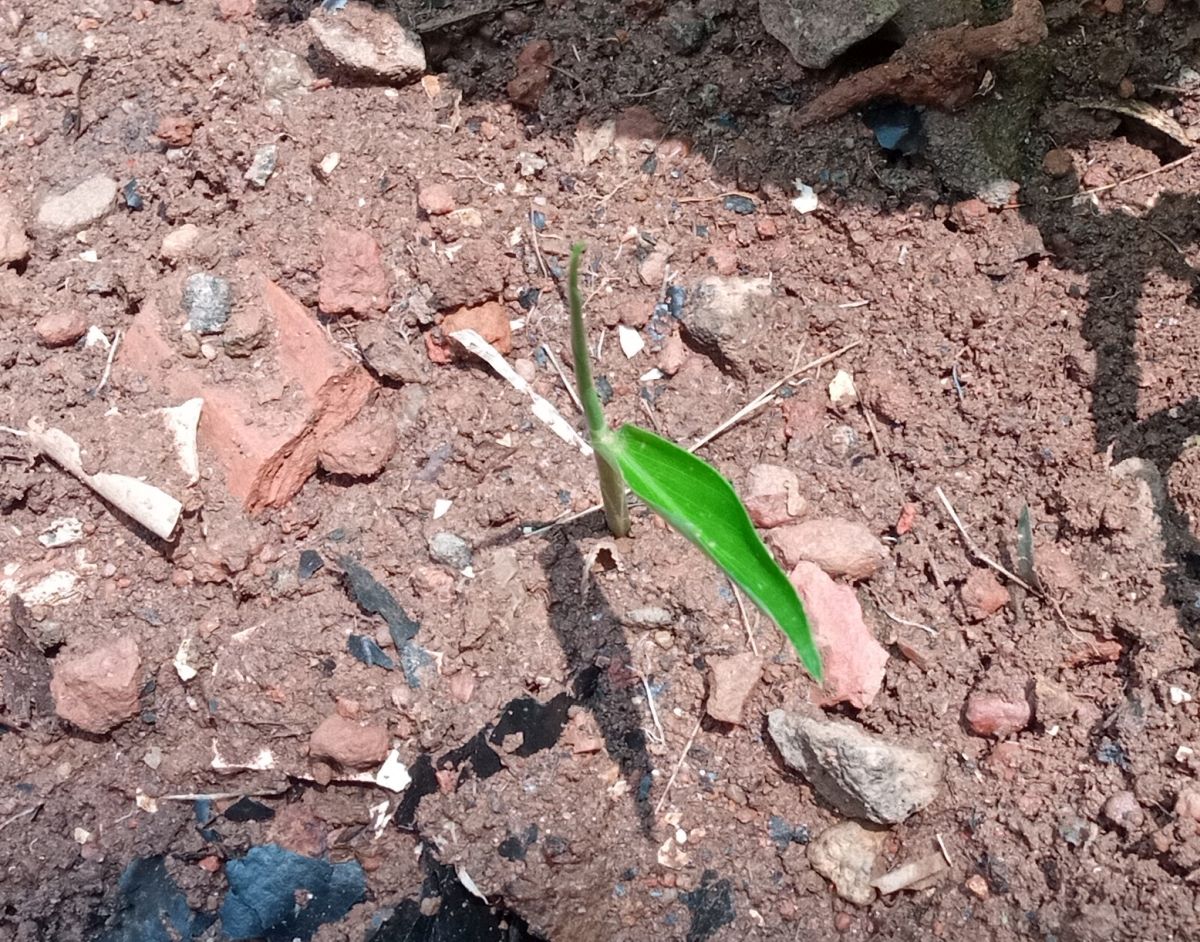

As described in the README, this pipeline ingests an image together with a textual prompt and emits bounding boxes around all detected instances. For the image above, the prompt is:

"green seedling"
[567,243,822,681]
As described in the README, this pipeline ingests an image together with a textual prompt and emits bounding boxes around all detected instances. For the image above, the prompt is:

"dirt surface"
[2,0,1200,940]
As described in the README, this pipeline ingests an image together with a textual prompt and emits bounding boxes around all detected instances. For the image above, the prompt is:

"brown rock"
[949,198,989,232]
[756,217,778,239]
[417,183,455,216]
[705,653,764,725]
[1042,148,1074,178]
[507,39,553,108]
[427,301,512,364]
[34,310,87,347]
[356,320,427,383]
[961,569,1008,620]
[318,401,397,477]
[767,518,888,580]
[218,0,255,18]
[50,636,141,733]
[117,276,376,512]
[965,683,1031,737]
[318,228,390,317]
[309,714,389,769]
[707,244,737,276]
[0,198,30,265]
[155,115,195,147]
[743,464,805,528]
[658,332,687,375]
[1103,790,1144,829]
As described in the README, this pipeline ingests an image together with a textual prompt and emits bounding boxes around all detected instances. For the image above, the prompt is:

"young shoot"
[567,243,822,681]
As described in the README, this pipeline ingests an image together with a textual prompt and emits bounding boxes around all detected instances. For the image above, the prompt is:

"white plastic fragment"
[135,789,159,814]
[25,419,185,540]
[1170,686,1193,705]
[174,638,198,682]
[617,324,645,359]
[828,369,859,409]
[319,152,341,176]
[1177,745,1195,763]
[374,748,412,793]
[84,326,111,349]
[450,328,592,456]
[161,399,203,485]
[791,180,819,214]
[639,368,663,382]
[457,865,489,902]
[433,498,452,520]
[211,740,276,772]
[871,851,949,895]
[369,800,395,838]
[38,517,83,548]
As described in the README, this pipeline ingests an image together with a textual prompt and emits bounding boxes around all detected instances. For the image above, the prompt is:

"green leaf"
[595,423,822,681]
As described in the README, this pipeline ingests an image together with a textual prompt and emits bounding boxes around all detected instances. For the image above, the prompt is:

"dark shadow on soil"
[537,526,656,835]
[1026,188,1200,645]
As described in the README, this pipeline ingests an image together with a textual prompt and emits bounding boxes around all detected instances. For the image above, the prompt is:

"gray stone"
[244,144,278,189]
[309,1,426,85]
[760,0,899,69]
[429,532,472,570]
[182,273,233,335]
[261,48,314,99]
[680,275,771,379]
[767,710,942,824]
[36,175,118,234]
[808,821,886,906]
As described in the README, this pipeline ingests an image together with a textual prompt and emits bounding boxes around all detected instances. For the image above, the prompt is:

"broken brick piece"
[117,275,376,512]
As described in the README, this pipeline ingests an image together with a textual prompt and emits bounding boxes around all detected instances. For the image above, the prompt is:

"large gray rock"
[36,175,117,234]
[309,1,426,85]
[760,0,899,69]
[768,710,942,824]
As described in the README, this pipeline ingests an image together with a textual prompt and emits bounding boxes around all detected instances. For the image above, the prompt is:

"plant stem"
[568,243,630,538]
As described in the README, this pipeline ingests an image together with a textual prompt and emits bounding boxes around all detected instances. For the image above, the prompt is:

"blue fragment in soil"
[220,844,365,942]
[298,550,324,581]
[1096,737,1130,770]
[347,634,395,671]
[548,258,564,279]
[681,869,735,942]
[641,154,658,175]
[695,224,709,237]
[723,195,756,215]
[717,583,734,602]
[863,100,924,156]
[667,285,686,318]
[321,0,347,10]
[122,179,143,212]
[397,641,434,688]
[530,210,547,231]
[224,796,275,823]
[712,113,739,132]
[664,910,677,924]
[638,773,654,802]
[193,798,214,825]
[533,345,549,366]
[595,375,614,404]
[95,856,213,942]
[518,286,541,310]
[614,883,627,898]
[338,557,420,646]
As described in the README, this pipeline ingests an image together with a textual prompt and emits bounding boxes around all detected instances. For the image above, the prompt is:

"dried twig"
[93,328,122,396]
[690,339,862,451]
[935,486,1036,592]
[541,343,585,414]
[524,340,863,536]
[655,715,703,815]
[0,804,41,832]
[730,580,760,655]
[637,671,666,745]
[869,590,938,636]
[1043,151,1196,204]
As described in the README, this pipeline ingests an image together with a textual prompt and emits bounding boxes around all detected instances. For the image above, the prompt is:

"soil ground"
[2,1,1200,940]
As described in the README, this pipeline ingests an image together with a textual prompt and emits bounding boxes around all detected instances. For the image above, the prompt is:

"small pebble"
[428,531,472,570]
[723,194,756,215]
[181,273,233,335]
[245,144,278,189]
